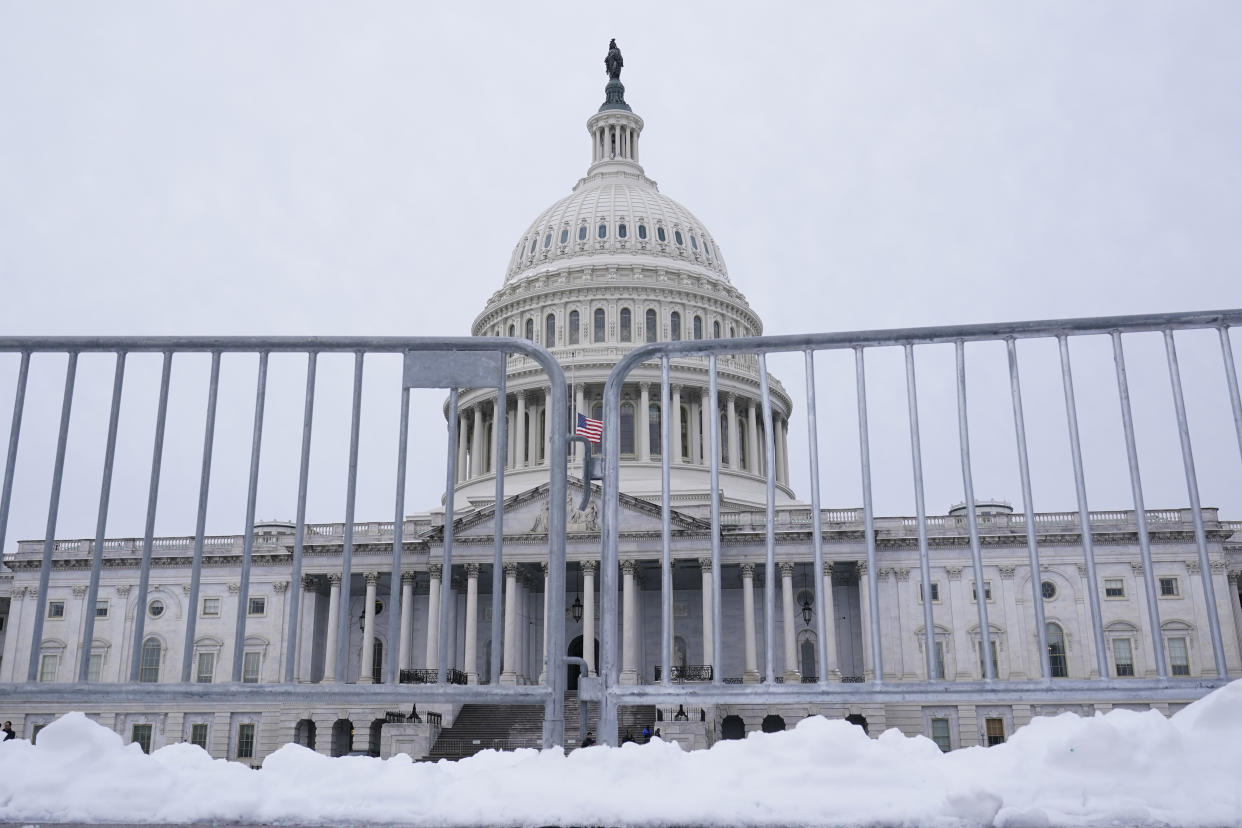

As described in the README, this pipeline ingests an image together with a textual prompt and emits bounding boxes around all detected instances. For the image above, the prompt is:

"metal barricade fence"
[0,336,569,750]
[596,310,1242,745]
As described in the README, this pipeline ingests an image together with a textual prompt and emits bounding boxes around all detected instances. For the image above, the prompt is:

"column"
[775,418,788,485]
[471,405,484,477]
[746,402,759,475]
[515,392,527,468]
[700,558,713,667]
[1228,571,1242,669]
[575,385,585,420]
[457,412,469,482]
[359,572,378,683]
[671,385,683,463]
[321,574,341,683]
[425,564,442,670]
[501,562,519,684]
[858,561,875,680]
[822,562,839,680]
[741,563,759,682]
[398,572,415,672]
[780,562,798,682]
[689,396,702,465]
[542,389,552,466]
[726,394,739,471]
[582,560,597,676]
[639,383,651,461]
[464,563,480,684]
[539,562,549,683]
[297,576,317,682]
[528,399,541,466]
[620,560,638,684]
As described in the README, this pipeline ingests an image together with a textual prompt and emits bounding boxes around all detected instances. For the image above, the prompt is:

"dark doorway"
[845,714,869,735]
[331,719,354,756]
[368,718,385,756]
[294,719,316,751]
[720,715,745,740]
[761,714,786,733]
[567,635,599,692]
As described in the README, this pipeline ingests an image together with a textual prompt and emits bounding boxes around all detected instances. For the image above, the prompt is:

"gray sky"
[2,2,1241,551]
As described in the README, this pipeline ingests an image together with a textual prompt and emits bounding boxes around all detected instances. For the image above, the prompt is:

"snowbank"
[3,682,1241,826]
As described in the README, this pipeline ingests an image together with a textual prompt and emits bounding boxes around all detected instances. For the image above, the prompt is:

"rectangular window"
[131,724,153,754]
[196,652,215,684]
[47,600,65,619]
[1159,577,1179,597]
[919,583,940,602]
[87,653,103,682]
[930,718,952,752]
[971,582,992,602]
[39,654,58,682]
[1104,578,1125,598]
[95,600,109,618]
[1112,638,1134,677]
[247,597,266,616]
[984,718,1006,746]
[1168,637,1190,676]
[237,723,256,759]
[242,652,261,684]
[201,597,221,617]
[934,641,946,680]
[190,723,209,749]
[978,637,999,678]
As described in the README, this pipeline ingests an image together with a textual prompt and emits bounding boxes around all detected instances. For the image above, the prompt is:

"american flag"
[576,412,603,443]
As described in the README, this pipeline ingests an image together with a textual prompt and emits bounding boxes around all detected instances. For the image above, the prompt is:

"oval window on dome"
[578,225,588,241]
[618,223,627,239]
[638,224,647,240]
[560,228,569,245]
[704,239,712,257]
[657,226,666,243]
[529,237,537,254]
[674,230,684,246]
[598,223,608,239]
[544,233,552,249]
[690,234,698,250]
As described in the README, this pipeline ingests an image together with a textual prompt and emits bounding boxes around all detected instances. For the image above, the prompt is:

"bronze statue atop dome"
[605,39,623,81]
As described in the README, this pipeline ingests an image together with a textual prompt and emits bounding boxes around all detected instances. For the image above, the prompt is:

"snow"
[3,683,1242,826]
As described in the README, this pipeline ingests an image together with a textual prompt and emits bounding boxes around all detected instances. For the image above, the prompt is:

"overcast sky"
[1,2,1241,550]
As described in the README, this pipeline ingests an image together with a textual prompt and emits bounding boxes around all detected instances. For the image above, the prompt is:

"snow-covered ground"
[2,683,1241,827]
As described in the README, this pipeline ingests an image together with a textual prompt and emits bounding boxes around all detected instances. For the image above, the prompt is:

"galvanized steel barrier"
[596,310,1242,745]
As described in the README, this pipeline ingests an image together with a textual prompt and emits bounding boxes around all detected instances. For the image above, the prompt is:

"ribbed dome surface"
[504,173,730,284]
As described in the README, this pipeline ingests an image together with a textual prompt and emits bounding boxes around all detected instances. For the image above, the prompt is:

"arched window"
[578,225,588,242]
[690,233,698,250]
[720,412,729,465]
[638,224,647,240]
[649,403,662,456]
[508,323,515,338]
[559,228,569,245]
[645,309,657,343]
[545,314,556,346]
[618,223,627,239]
[799,630,817,679]
[730,325,736,338]
[680,405,690,459]
[713,320,721,338]
[619,308,632,342]
[674,230,684,246]
[543,232,552,249]
[529,237,537,254]
[524,319,534,341]
[593,308,606,343]
[371,639,383,684]
[620,402,635,456]
[670,312,681,341]
[1046,622,1067,678]
[693,315,703,340]
[657,226,667,243]
[569,310,580,344]
[139,637,161,683]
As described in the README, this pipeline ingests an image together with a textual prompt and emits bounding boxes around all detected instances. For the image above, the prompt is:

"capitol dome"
[454,60,794,509]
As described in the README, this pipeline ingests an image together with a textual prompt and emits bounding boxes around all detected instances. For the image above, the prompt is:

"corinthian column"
[471,405,484,477]
[582,560,597,675]
[620,560,638,684]
[671,385,683,463]
[399,572,415,672]
[457,412,469,482]
[741,563,759,682]
[700,558,714,667]
[359,571,378,683]
[425,564,442,670]
[746,402,759,475]
[780,562,799,682]
[322,573,341,683]
[515,392,527,468]
[639,383,651,461]
[823,562,839,680]
[726,394,739,471]
[464,563,480,684]
[500,562,520,684]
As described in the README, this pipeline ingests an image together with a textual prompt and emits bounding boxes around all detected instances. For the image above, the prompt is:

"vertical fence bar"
[708,355,723,685]
[28,352,77,681]
[955,342,995,680]
[79,352,126,682]
[0,352,31,565]
[1163,330,1228,677]
[231,351,268,683]
[803,350,829,685]
[1006,340,1050,681]
[491,373,507,685]
[334,352,365,682]
[905,345,937,680]
[758,354,778,684]
[659,356,672,687]
[181,352,221,682]
[855,347,883,682]
[1111,333,1166,678]
[1058,335,1110,679]
[440,387,460,684]
[284,352,317,683]
[386,383,410,684]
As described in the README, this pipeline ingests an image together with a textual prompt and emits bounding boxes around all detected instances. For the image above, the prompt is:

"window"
[95,600,109,618]
[637,224,647,240]
[1168,637,1190,676]
[1159,577,1179,597]
[645,309,657,343]
[618,223,627,238]
[984,718,1006,746]
[524,319,534,341]
[919,583,940,602]
[578,225,587,241]
[569,310,580,345]
[978,637,999,678]
[711,320,720,338]
[620,403,635,456]
[934,641,946,680]
[139,637,161,683]
[690,233,698,250]
[545,314,556,346]
[649,404,661,456]
[148,600,164,618]
[529,237,536,254]
[371,639,383,684]
[1047,622,1067,678]
[47,601,65,619]
[619,308,632,342]
[507,323,515,338]
[693,315,703,339]
[670,311,681,341]
[674,230,684,245]
[247,597,266,616]
[131,724,153,754]
[971,582,992,601]
[196,652,215,683]
[543,232,551,249]
[201,597,220,617]
[597,223,607,239]
[1041,581,1057,600]
[87,653,103,682]
[39,653,58,682]
[190,723,209,749]
[930,718,952,752]
[243,652,261,684]
[1104,578,1125,598]
[593,308,606,343]
[657,226,666,243]
[1112,638,1134,677]
[237,723,256,759]
[559,228,568,245]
